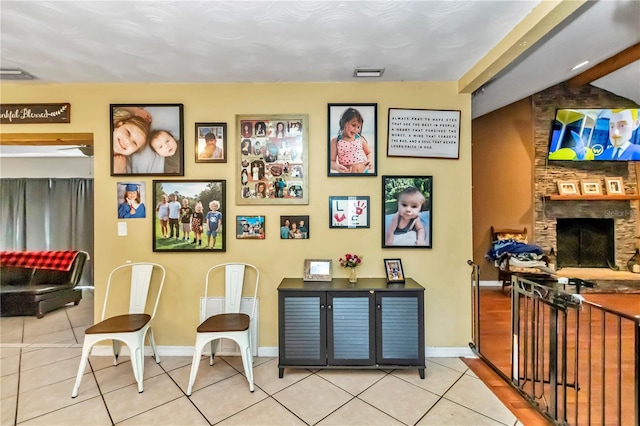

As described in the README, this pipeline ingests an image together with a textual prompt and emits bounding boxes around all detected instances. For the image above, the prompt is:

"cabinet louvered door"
[278,290,326,367]
[327,292,375,365]
[376,291,425,366]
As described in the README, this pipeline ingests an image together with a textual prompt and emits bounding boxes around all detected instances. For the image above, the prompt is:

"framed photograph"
[236,114,309,205]
[279,215,309,239]
[111,104,184,176]
[152,180,226,252]
[556,180,580,196]
[195,122,226,163]
[387,108,461,159]
[329,196,370,228]
[304,259,332,282]
[236,215,265,239]
[117,182,146,219]
[328,103,377,176]
[604,177,624,195]
[384,258,405,283]
[382,175,433,248]
[580,179,602,195]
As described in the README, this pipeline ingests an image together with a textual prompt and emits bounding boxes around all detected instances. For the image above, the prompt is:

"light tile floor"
[1,290,522,426]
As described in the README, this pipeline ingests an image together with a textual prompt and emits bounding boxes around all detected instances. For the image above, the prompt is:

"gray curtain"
[0,178,94,286]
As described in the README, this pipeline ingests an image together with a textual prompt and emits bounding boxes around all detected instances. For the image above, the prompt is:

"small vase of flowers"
[339,253,362,283]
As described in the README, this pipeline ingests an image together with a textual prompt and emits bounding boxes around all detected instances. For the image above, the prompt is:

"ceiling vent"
[0,68,36,80]
[353,68,385,78]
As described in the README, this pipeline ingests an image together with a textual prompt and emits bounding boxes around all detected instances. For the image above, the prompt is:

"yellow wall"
[0,81,473,349]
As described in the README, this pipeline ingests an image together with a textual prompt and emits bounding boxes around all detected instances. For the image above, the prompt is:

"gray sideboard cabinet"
[277,277,425,378]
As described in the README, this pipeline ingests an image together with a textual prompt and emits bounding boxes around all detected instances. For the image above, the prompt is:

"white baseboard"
[479,280,501,287]
[90,345,475,358]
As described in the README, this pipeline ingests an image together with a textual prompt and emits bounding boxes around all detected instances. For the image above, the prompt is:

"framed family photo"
[111,104,184,176]
[280,215,309,239]
[236,215,265,239]
[195,122,226,163]
[329,196,370,228]
[328,103,377,176]
[604,177,624,195]
[382,175,433,248]
[236,114,309,205]
[384,258,405,283]
[152,180,226,252]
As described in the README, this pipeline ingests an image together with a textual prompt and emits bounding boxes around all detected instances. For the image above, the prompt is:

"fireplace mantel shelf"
[546,194,640,201]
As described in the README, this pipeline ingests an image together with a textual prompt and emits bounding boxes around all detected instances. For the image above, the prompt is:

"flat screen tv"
[547,108,640,161]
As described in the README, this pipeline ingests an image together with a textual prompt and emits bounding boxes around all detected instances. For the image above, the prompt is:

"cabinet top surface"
[277,277,424,291]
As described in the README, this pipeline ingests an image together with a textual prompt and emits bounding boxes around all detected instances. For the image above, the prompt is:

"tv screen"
[547,108,640,161]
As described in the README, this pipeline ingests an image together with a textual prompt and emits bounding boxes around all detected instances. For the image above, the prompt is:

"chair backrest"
[204,263,259,319]
[101,262,166,321]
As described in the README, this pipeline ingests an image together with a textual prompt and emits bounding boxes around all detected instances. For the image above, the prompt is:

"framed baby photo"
[328,103,377,176]
[387,108,461,159]
[384,258,405,283]
[236,114,309,205]
[116,181,146,219]
[236,215,265,239]
[382,175,433,249]
[329,196,370,228]
[280,215,309,239]
[111,104,184,176]
[604,177,624,195]
[195,122,227,163]
[152,179,226,252]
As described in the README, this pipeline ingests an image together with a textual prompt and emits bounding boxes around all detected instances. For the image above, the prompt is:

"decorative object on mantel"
[628,248,640,273]
[339,253,362,283]
[547,248,557,272]
[604,177,624,195]
[580,179,602,196]
[556,180,580,196]
[0,103,70,124]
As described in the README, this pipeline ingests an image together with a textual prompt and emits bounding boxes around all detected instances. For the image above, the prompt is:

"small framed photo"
[152,180,226,252]
[604,177,624,195]
[556,180,580,196]
[580,179,602,195]
[117,181,146,219]
[236,215,265,239]
[384,258,405,283]
[111,104,184,176]
[382,175,432,248]
[328,103,377,176]
[280,215,309,239]
[195,122,226,163]
[304,259,332,282]
[329,196,370,228]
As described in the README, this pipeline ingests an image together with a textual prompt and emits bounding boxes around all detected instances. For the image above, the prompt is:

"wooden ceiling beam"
[0,132,93,146]
[568,42,640,87]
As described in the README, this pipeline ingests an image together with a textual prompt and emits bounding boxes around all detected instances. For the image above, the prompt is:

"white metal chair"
[71,262,166,398]
[186,263,259,394]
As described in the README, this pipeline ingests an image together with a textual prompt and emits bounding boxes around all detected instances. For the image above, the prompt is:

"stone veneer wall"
[533,83,640,268]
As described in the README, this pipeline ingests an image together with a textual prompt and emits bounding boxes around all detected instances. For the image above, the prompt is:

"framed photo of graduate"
[236,114,309,205]
[329,196,370,228]
[382,175,433,249]
[328,103,377,176]
[195,122,226,163]
[152,180,226,252]
[111,104,184,176]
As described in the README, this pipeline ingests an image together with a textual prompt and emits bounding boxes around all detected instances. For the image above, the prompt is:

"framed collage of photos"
[152,180,226,252]
[328,103,377,176]
[111,104,184,176]
[236,114,309,205]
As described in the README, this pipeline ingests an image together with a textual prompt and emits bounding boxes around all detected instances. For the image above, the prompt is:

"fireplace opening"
[556,218,614,268]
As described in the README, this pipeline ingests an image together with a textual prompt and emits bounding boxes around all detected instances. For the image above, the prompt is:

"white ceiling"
[0,0,639,158]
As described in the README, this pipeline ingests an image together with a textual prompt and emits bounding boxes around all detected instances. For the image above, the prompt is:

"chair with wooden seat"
[186,263,259,395]
[71,262,166,398]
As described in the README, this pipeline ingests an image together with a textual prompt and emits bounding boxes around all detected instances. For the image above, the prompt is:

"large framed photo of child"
[382,175,432,248]
[195,122,226,163]
[152,180,226,252]
[236,114,309,205]
[111,104,184,176]
[328,103,377,176]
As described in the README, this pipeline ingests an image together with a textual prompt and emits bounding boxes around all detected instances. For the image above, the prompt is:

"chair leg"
[71,340,93,398]
[209,339,219,366]
[186,339,206,396]
[241,343,255,392]
[112,340,121,365]
[129,342,144,393]
[147,328,161,364]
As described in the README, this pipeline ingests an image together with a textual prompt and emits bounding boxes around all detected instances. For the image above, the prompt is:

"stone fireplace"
[556,218,614,267]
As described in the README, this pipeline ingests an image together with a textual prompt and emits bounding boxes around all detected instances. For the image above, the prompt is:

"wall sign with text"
[0,103,70,124]
[387,108,460,159]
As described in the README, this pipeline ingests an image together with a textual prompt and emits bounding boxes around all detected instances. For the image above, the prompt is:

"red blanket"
[0,251,79,271]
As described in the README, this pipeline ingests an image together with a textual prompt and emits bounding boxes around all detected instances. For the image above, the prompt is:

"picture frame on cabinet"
[384,258,405,283]
[329,196,370,228]
[152,179,226,252]
[604,177,624,195]
[303,259,332,282]
[382,175,433,248]
[556,180,580,196]
[236,114,309,205]
[111,104,184,176]
[236,215,265,239]
[195,122,226,163]
[327,103,377,176]
[580,179,602,195]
